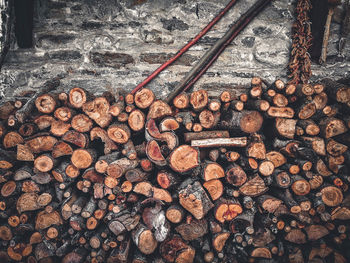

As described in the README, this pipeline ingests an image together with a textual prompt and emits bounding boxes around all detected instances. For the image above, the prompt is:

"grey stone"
[0,0,349,100]
[89,52,134,68]
[36,33,76,48]
[254,38,290,67]
[252,26,273,36]
[46,50,82,60]
[161,17,189,31]
[241,37,255,48]
[81,21,104,30]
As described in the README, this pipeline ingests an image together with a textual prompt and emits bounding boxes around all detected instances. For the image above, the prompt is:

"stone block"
[89,52,134,68]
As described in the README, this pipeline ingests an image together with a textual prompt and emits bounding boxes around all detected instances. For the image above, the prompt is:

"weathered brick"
[81,21,104,30]
[161,17,189,31]
[89,52,134,68]
[46,50,82,60]
[36,33,76,48]
[140,53,196,66]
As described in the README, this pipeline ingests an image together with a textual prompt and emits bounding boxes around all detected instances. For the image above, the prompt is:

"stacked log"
[0,77,349,262]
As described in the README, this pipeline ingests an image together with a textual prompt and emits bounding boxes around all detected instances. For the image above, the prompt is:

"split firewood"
[0,75,349,262]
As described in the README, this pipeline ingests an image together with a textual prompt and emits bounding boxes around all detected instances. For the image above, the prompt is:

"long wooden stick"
[319,7,334,64]
[181,0,272,95]
[130,0,240,95]
[165,0,272,104]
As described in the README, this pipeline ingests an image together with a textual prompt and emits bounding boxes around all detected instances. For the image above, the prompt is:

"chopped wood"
[0,75,349,262]
[191,137,247,148]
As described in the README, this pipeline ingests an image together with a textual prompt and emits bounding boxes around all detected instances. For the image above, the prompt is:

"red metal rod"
[130,0,239,95]
[182,0,272,95]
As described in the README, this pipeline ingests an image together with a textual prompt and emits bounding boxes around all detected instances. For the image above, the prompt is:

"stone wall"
[0,0,349,99]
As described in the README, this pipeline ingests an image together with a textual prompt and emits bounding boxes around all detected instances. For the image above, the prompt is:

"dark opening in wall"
[14,0,34,48]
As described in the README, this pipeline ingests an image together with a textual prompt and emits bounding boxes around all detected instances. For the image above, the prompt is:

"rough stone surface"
[0,0,349,100]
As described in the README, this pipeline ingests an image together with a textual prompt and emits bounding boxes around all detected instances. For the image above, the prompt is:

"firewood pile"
[0,76,350,263]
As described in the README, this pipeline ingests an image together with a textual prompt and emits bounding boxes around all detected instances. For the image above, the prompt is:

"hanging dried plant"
[288,0,313,84]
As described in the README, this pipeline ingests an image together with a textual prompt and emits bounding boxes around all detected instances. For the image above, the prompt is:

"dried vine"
[288,0,313,84]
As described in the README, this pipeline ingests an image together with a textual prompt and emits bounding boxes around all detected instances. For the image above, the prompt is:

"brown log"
[173,93,190,109]
[191,137,247,148]
[160,236,193,263]
[284,229,306,244]
[50,119,71,137]
[175,218,207,241]
[16,144,34,162]
[169,145,199,173]
[3,131,24,149]
[90,127,118,155]
[302,136,326,156]
[54,106,75,122]
[225,164,247,186]
[267,106,295,118]
[245,99,270,112]
[203,179,224,201]
[184,130,229,142]
[147,100,172,119]
[159,117,180,133]
[220,90,238,102]
[246,134,266,159]
[266,151,287,167]
[134,88,155,109]
[199,110,220,129]
[239,175,268,197]
[107,158,138,179]
[132,224,158,255]
[214,198,242,223]
[166,205,185,224]
[321,186,343,207]
[35,93,58,114]
[224,151,240,162]
[71,148,97,169]
[250,85,263,98]
[319,117,348,138]
[251,247,272,259]
[128,109,145,132]
[62,130,89,148]
[69,87,90,109]
[157,170,178,189]
[118,112,129,122]
[146,140,167,166]
[259,160,275,176]
[295,83,314,96]
[82,97,112,128]
[175,111,194,131]
[208,99,221,112]
[0,101,15,120]
[291,175,311,196]
[18,123,38,137]
[304,224,329,241]
[179,180,214,220]
[273,93,288,107]
[257,195,282,213]
[190,90,208,111]
[321,78,350,103]
[34,154,56,172]
[312,91,328,110]
[275,118,297,139]
[33,115,54,130]
[213,232,230,252]
[153,187,173,203]
[220,110,263,133]
[109,100,125,117]
[107,123,131,144]
[71,113,93,133]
